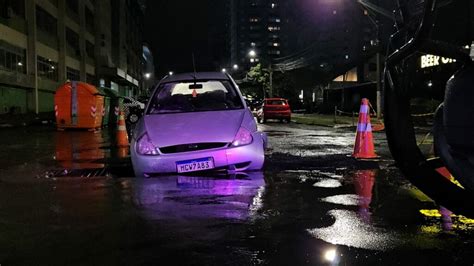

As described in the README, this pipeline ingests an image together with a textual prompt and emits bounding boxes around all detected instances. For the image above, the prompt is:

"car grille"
[159,142,228,154]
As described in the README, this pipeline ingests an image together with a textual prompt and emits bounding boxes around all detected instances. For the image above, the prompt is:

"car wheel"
[127,112,140,124]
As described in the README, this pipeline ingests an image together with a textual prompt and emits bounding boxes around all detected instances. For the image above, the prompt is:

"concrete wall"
[0,86,28,114]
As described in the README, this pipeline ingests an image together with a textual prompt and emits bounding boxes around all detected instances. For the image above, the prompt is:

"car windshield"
[147,80,244,114]
[266,100,286,105]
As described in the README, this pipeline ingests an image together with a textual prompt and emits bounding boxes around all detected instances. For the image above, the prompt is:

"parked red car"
[257,98,291,123]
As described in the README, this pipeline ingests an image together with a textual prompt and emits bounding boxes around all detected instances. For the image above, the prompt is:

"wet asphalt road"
[0,122,473,265]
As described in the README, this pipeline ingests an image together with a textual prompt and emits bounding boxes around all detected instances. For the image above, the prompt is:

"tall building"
[0,0,146,115]
[141,43,155,93]
[230,0,289,69]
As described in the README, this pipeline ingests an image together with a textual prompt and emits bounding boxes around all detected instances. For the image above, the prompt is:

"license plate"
[176,157,215,173]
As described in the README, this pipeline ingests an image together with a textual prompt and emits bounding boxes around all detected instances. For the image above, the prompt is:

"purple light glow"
[132,173,265,221]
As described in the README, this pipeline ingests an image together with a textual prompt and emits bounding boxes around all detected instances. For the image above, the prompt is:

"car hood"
[144,110,245,147]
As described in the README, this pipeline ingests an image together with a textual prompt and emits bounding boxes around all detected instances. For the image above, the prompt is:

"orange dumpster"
[55,81,104,130]
[54,130,105,169]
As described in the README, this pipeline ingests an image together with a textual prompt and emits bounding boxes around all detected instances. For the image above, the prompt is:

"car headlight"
[136,133,159,155]
[231,127,253,147]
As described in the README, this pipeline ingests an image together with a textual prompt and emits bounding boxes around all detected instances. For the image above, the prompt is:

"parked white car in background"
[123,96,146,124]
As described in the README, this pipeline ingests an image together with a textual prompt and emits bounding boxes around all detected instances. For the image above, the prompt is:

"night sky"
[144,0,229,78]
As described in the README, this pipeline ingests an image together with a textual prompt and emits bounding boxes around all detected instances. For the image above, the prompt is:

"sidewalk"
[0,112,55,128]
[291,113,359,128]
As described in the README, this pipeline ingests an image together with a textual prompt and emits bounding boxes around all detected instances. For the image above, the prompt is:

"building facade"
[0,0,145,115]
[230,0,289,69]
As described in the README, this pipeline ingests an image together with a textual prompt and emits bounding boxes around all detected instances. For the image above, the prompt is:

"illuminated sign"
[420,54,456,69]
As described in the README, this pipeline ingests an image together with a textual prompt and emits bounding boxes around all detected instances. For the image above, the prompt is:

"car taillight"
[136,133,159,155]
[231,127,253,147]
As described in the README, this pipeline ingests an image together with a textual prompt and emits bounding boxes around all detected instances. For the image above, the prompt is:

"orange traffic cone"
[352,98,378,159]
[116,111,129,147]
[435,167,453,181]
[353,170,376,223]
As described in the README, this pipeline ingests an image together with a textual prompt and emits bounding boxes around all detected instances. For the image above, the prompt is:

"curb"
[291,117,354,129]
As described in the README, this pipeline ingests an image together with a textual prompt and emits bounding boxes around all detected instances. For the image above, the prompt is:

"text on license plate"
[176,157,215,173]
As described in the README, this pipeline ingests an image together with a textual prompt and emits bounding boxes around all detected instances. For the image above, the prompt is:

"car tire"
[127,112,140,124]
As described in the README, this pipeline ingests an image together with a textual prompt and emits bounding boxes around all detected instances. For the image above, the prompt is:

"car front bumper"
[131,132,265,177]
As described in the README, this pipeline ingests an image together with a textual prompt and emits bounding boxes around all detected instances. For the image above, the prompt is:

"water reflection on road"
[130,173,265,222]
[1,124,474,265]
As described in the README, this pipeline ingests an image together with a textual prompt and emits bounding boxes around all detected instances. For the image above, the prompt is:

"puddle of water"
[313,178,342,188]
[129,172,266,221]
[321,194,360,206]
[307,209,401,251]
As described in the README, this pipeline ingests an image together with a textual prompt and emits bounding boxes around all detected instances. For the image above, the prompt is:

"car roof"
[160,72,230,83]
[265,98,287,101]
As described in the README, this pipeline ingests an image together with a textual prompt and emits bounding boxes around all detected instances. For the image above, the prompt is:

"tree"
[245,64,270,98]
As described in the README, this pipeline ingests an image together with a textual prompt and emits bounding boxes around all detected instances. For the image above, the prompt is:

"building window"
[0,44,26,74]
[66,67,80,81]
[66,0,78,13]
[249,17,259,23]
[48,0,58,7]
[86,73,95,85]
[85,7,94,34]
[66,27,80,56]
[37,56,58,81]
[269,17,281,23]
[0,0,25,18]
[268,26,280,32]
[86,41,94,59]
[36,6,57,36]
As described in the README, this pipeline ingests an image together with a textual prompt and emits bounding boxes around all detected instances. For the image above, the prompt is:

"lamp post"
[220,64,240,74]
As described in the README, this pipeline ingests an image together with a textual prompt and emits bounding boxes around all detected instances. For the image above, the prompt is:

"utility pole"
[375,24,382,120]
[357,0,397,120]
[269,63,273,98]
[26,0,38,115]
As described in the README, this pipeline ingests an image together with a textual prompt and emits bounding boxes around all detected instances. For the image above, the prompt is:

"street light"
[144,73,151,79]
[221,68,227,73]
[248,50,257,58]
[233,64,239,70]
[168,71,174,76]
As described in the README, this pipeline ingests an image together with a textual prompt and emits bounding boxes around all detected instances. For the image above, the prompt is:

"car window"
[266,100,287,105]
[148,80,244,114]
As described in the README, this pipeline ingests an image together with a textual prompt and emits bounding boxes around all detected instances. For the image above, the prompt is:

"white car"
[123,96,145,123]
[131,72,267,177]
